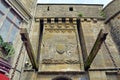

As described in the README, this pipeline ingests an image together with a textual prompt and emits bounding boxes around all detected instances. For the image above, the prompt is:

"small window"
[47,18,51,23]
[54,18,58,23]
[62,18,66,23]
[69,7,73,11]
[47,6,49,11]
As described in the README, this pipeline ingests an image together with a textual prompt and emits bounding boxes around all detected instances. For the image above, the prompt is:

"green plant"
[0,35,15,59]
[100,11,106,18]
[3,42,15,59]
[78,13,83,17]
[0,36,3,46]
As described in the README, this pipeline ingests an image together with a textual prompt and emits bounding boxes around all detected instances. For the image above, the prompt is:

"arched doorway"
[52,76,72,80]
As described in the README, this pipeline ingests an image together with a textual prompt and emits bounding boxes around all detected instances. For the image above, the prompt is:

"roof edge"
[37,3,103,6]
[103,0,114,10]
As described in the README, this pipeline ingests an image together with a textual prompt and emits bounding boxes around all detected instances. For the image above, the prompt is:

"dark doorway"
[52,76,72,80]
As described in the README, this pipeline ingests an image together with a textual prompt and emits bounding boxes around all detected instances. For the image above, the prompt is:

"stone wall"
[5,1,120,80]
[34,17,120,80]
[103,0,120,22]
[20,70,37,80]
[81,19,120,69]
[38,18,84,72]
[103,0,120,51]
[108,14,120,51]
[36,4,103,18]
[18,0,37,13]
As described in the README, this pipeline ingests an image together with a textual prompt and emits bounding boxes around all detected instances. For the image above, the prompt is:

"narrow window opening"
[47,6,49,11]
[69,7,73,11]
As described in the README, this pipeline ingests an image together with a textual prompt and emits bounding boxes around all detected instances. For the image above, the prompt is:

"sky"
[37,0,112,7]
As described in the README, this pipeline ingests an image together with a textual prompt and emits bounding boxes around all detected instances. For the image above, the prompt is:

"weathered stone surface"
[20,70,37,80]
[36,4,103,18]
[39,21,83,72]
[108,14,120,51]
[103,0,120,21]
[89,71,107,80]
[106,73,119,80]
[20,0,36,12]
[103,1,120,52]
[81,20,120,69]
[4,0,120,80]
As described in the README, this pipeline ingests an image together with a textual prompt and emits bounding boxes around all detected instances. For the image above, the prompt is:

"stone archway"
[52,76,72,80]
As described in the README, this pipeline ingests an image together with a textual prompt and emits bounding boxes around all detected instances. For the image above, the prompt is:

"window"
[69,7,73,11]
[47,6,49,11]
[0,19,11,41]
[9,25,19,42]
[0,0,22,42]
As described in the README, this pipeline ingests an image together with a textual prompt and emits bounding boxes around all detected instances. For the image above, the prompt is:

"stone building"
[103,0,120,52]
[0,0,120,80]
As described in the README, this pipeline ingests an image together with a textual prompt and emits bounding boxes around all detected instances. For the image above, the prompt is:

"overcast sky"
[37,0,112,7]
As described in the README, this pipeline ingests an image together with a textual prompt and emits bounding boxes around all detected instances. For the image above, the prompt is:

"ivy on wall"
[78,13,83,17]
[100,11,106,18]
[0,36,15,60]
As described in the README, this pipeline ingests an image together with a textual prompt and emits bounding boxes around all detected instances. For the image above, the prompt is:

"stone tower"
[0,0,120,80]
[103,0,120,52]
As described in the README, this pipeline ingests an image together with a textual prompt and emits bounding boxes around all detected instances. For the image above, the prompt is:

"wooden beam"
[77,19,88,62]
[20,28,38,70]
[84,29,108,70]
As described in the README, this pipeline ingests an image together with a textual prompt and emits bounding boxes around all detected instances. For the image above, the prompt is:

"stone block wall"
[36,4,103,18]
[81,19,120,69]
[108,14,120,51]
[103,0,120,51]
[20,70,37,80]
[4,1,120,79]
[103,0,120,21]
[19,0,37,13]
